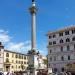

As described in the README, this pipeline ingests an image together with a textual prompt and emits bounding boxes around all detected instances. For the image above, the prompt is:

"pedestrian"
[0,72,2,75]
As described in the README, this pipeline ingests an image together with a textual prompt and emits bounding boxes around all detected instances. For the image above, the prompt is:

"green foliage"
[43,59,48,65]
[21,64,25,70]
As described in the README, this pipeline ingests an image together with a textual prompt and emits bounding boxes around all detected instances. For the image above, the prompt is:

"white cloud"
[6,41,31,53]
[0,29,5,33]
[24,41,31,51]
[0,29,31,54]
[6,42,24,51]
[0,29,11,43]
[0,29,46,55]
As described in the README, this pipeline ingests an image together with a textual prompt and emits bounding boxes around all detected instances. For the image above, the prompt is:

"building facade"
[0,42,28,72]
[4,50,28,72]
[38,55,47,69]
[47,26,75,72]
[0,42,4,72]
[0,42,47,73]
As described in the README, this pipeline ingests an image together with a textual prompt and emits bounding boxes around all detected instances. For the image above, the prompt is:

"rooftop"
[47,25,75,35]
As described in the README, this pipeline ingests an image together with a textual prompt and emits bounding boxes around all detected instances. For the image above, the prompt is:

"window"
[26,56,28,59]
[49,42,52,45]
[54,56,56,61]
[27,62,28,64]
[65,31,69,35]
[22,55,23,59]
[60,39,64,43]
[15,54,18,58]
[74,44,75,50]
[72,37,75,41]
[12,66,13,68]
[20,55,22,59]
[19,55,21,59]
[67,45,70,51]
[61,68,65,72]
[68,55,70,60]
[24,56,26,59]
[16,60,18,63]
[66,38,70,42]
[61,46,63,52]
[19,61,21,64]
[53,41,56,44]
[50,50,52,53]
[39,63,41,67]
[50,57,52,61]
[53,35,56,38]
[19,66,20,68]
[48,64,50,67]
[49,36,52,39]
[12,54,14,58]
[24,62,26,64]
[6,53,9,57]
[6,58,9,62]
[59,32,63,36]
[72,29,75,34]
[54,68,57,72]
[21,61,23,64]
[0,42,2,45]
[61,56,64,61]
[16,65,17,69]
[12,60,14,63]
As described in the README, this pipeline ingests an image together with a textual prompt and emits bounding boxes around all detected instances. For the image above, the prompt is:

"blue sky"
[0,0,75,55]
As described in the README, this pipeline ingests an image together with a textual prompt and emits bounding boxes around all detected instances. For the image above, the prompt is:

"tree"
[21,64,25,70]
[43,59,48,66]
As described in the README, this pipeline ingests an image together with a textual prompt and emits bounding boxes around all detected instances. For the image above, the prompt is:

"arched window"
[60,39,64,43]
[66,38,70,42]
[72,37,75,41]
[49,36,52,39]
[6,58,9,62]
[6,53,9,57]
[53,35,56,38]
[65,31,69,35]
